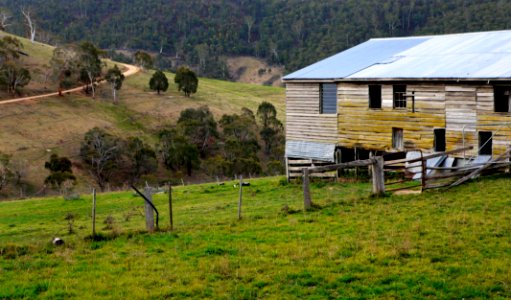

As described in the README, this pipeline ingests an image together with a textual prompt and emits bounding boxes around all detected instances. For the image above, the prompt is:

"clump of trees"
[76,102,284,190]
[44,154,76,189]
[174,66,198,97]
[0,36,31,95]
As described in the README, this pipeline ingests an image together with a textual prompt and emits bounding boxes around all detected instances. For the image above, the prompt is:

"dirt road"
[0,63,140,105]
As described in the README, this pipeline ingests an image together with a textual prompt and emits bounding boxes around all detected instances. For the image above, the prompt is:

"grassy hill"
[0,33,285,194]
[1,175,510,298]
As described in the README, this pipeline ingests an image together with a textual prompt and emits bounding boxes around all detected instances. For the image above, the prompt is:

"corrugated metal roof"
[283,30,511,81]
[285,140,336,162]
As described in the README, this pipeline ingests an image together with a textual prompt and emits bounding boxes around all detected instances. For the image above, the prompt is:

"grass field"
[1,175,510,299]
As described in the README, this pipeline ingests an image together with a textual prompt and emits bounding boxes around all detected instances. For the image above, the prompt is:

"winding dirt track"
[0,63,140,105]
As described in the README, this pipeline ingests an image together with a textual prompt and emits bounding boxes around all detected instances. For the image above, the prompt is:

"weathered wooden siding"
[445,85,478,156]
[338,83,446,151]
[476,86,511,156]
[286,83,338,144]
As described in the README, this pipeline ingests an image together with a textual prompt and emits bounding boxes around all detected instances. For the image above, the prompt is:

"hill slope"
[0,33,285,195]
[1,0,511,73]
[1,176,510,298]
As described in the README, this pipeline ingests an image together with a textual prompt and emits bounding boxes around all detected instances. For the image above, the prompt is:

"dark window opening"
[392,128,403,150]
[369,85,382,109]
[393,85,407,108]
[434,128,446,152]
[494,86,511,112]
[320,83,337,114]
[479,131,493,155]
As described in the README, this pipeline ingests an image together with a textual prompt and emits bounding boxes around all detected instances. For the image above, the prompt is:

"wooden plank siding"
[476,86,511,156]
[285,83,338,144]
[286,81,511,157]
[337,83,445,151]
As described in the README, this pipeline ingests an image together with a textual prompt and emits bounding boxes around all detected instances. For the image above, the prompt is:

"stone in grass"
[52,237,64,246]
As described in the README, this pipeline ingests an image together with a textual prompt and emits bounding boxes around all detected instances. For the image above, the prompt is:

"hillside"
[1,175,510,298]
[0,33,285,197]
[1,0,511,74]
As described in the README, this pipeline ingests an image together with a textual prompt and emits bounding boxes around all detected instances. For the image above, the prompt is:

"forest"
[1,0,511,78]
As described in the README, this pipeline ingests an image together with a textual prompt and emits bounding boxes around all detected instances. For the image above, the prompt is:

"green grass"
[1,176,510,299]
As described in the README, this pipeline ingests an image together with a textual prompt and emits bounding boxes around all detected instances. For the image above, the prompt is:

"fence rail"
[300,145,511,210]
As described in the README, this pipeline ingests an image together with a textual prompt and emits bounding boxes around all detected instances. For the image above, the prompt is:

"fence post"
[92,188,96,237]
[168,184,173,231]
[421,152,427,191]
[144,187,155,232]
[303,168,312,210]
[238,176,243,220]
[371,157,385,196]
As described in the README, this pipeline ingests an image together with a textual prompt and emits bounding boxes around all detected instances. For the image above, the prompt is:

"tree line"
[1,0,510,78]
[79,102,283,191]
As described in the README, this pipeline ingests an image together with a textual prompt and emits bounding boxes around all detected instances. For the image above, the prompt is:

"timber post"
[168,184,173,231]
[420,151,427,191]
[144,187,155,232]
[92,188,96,237]
[238,176,243,220]
[303,168,312,210]
[371,156,385,196]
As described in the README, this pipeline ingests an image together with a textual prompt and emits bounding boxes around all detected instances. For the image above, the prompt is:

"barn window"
[392,128,403,150]
[434,128,446,152]
[393,85,407,108]
[494,86,511,112]
[479,131,493,155]
[369,85,382,108]
[320,83,337,114]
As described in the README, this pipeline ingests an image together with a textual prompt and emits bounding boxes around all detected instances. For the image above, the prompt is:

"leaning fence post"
[303,168,312,210]
[92,188,96,237]
[238,176,243,220]
[371,157,385,196]
[144,187,155,232]
[168,184,173,231]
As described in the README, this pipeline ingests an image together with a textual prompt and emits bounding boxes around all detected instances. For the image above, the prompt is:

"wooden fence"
[301,145,511,210]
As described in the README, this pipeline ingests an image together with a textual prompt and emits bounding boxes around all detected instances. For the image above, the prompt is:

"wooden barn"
[283,30,511,179]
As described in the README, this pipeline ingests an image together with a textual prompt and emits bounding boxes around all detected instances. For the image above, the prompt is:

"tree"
[174,66,198,97]
[21,7,36,43]
[0,152,11,192]
[50,46,80,92]
[80,127,122,191]
[133,51,153,70]
[78,42,104,98]
[177,106,218,157]
[0,11,11,31]
[149,70,168,94]
[0,36,30,95]
[105,65,124,104]
[219,108,262,176]
[125,137,157,184]
[257,101,284,157]
[158,128,200,176]
[44,154,76,189]
[0,60,31,95]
